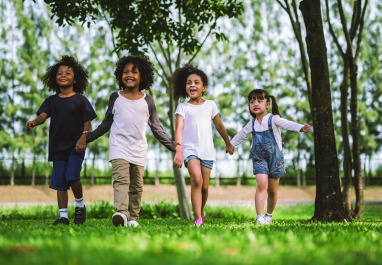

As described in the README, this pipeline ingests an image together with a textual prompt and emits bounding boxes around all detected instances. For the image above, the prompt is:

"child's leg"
[66,153,86,224]
[266,177,280,214]
[254,174,269,215]
[51,160,70,224]
[187,159,203,220]
[70,180,83,201]
[200,163,212,217]
[57,190,69,209]
[111,159,131,218]
[128,164,144,221]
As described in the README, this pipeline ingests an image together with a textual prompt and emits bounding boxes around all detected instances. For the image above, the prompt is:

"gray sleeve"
[86,92,118,143]
[145,94,176,152]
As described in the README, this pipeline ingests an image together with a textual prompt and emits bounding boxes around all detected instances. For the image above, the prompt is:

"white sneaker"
[264,214,273,224]
[112,212,127,227]
[256,215,269,225]
[127,220,139,228]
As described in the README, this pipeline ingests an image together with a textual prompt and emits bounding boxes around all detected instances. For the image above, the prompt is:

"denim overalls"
[250,115,286,178]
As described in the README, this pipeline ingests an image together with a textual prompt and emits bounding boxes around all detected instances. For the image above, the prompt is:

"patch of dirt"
[0,185,381,204]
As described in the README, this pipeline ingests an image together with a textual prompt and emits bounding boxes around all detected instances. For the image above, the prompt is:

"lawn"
[0,202,381,265]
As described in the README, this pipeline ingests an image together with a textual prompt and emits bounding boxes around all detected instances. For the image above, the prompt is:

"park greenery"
[0,202,381,265]
[0,0,381,220]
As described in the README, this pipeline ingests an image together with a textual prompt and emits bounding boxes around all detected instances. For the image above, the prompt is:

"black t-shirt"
[37,94,97,161]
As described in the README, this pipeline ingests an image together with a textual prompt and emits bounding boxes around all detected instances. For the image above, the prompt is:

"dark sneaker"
[52,217,69,225]
[112,212,127,227]
[74,205,86,225]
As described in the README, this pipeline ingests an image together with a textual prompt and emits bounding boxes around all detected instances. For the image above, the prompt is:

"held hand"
[75,135,87,152]
[226,143,234,155]
[173,152,184,168]
[300,124,311,133]
[26,120,35,132]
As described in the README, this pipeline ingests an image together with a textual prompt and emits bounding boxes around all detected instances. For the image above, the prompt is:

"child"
[26,55,97,225]
[231,89,310,225]
[172,64,234,227]
[84,55,175,228]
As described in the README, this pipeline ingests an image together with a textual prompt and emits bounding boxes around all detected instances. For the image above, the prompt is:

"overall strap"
[268,114,274,132]
[252,116,256,133]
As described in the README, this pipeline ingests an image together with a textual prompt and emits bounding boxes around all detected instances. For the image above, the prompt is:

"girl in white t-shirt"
[172,64,234,227]
[231,89,311,225]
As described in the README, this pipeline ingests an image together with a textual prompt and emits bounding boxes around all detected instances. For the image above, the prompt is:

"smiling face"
[186,73,206,100]
[122,63,141,90]
[56,65,75,89]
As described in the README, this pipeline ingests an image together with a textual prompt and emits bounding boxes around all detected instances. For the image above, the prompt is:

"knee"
[191,176,203,189]
[267,189,278,198]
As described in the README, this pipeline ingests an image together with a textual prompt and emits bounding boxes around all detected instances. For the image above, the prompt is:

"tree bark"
[339,66,353,217]
[173,166,192,219]
[299,0,349,222]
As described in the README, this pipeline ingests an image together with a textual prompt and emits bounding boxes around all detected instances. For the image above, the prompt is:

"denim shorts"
[184,155,214,169]
[50,153,84,191]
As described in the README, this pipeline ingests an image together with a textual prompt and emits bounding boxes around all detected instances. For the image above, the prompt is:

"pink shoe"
[194,218,203,227]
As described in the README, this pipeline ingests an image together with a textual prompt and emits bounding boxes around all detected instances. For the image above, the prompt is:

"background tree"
[324,0,368,218]
[299,0,349,221]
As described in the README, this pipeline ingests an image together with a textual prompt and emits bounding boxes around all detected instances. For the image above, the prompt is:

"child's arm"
[76,120,91,152]
[86,92,117,143]
[173,114,184,168]
[230,119,252,147]
[273,115,310,133]
[146,95,176,152]
[212,114,234,155]
[26,113,48,132]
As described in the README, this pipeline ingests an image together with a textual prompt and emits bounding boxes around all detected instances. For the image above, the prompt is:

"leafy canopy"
[37,0,243,55]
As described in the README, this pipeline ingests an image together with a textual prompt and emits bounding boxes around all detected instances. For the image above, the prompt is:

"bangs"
[248,89,268,101]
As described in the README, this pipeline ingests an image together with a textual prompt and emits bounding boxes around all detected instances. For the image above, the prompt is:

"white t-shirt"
[231,113,304,151]
[109,92,149,166]
[175,100,219,161]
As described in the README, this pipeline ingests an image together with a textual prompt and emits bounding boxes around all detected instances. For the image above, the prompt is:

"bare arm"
[76,120,92,152]
[26,112,48,132]
[213,114,234,155]
[173,114,184,168]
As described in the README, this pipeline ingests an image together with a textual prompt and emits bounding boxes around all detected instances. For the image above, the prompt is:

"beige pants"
[111,159,144,221]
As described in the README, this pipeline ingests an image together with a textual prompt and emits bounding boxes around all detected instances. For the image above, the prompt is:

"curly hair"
[171,64,209,101]
[42,55,88,94]
[114,55,155,91]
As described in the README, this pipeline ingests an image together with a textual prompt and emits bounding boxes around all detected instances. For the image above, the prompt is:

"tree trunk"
[300,0,349,222]
[32,156,36,186]
[173,166,192,219]
[349,53,364,218]
[339,66,353,217]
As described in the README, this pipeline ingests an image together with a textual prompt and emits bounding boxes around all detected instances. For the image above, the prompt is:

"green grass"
[0,202,381,265]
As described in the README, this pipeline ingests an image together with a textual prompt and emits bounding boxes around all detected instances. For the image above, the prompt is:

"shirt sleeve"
[231,118,253,147]
[81,95,97,122]
[174,103,185,118]
[211,101,219,119]
[273,115,304,132]
[37,96,52,117]
[86,92,117,143]
[146,94,176,152]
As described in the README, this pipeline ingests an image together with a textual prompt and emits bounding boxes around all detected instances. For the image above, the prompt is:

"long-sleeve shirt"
[231,113,304,151]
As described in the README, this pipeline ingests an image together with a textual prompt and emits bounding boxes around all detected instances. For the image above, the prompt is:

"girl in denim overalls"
[231,89,311,225]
